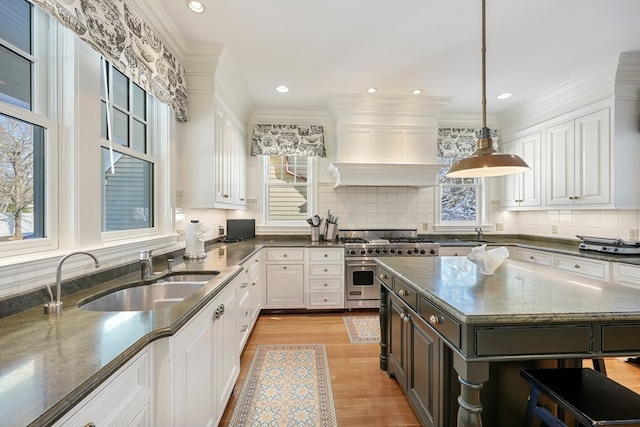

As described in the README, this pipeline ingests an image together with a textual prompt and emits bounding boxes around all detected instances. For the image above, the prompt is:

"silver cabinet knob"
[379,273,388,280]
[574,264,580,269]
[398,289,408,296]
[324,253,328,258]
[429,315,442,325]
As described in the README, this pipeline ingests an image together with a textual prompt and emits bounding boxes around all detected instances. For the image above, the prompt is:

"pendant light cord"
[481,0,487,129]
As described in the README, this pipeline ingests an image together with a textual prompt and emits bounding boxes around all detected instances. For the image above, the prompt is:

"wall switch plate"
[495,223,504,231]
[551,225,558,234]
[422,223,429,231]
[630,229,639,241]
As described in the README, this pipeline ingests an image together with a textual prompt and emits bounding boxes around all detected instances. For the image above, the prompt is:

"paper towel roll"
[185,220,206,259]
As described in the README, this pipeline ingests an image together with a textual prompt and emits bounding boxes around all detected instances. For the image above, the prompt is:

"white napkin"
[466,244,509,275]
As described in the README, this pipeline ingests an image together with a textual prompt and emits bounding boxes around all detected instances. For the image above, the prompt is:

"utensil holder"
[311,226,320,242]
[325,223,338,241]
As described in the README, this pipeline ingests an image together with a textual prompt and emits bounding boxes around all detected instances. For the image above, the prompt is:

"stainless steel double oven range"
[339,229,440,309]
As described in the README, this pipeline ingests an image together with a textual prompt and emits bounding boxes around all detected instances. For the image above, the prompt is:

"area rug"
[229,344,337,427]
[343,315,381,344]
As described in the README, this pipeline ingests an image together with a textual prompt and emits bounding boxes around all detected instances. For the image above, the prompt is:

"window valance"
[33,0,188,122]
[251,124,326,157]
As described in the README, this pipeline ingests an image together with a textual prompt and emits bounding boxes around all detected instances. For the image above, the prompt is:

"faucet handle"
[167,258,174,272]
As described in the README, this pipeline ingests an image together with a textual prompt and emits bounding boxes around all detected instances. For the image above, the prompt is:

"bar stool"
[520,368,640,427]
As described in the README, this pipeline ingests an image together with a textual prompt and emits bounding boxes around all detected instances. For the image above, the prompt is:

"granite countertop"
[0,234,636,426]
[377,256,640,325]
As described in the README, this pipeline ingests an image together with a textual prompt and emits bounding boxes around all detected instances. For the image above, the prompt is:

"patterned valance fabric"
[33,0,188,121]
[251,125,326,157]
[437,127,499,183]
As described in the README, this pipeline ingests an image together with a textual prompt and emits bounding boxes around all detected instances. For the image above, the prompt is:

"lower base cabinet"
[154,275,240,427]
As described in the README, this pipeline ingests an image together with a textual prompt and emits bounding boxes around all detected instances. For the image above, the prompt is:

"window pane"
[112,108,128,146]
[0,0,31,53]
[131,119,146,153]
[441,187,477,222]
[0,112,45,241]
[102,148,153,231]
[112,68,129,109]
[132,84,146,118]
[100,100,107,139]
[0,45,31,109]
[269,156,308,183]
[268,185,308,221]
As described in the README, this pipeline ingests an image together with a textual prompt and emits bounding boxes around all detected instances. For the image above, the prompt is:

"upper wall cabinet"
[546,108,610,207]
[501,132,542,209]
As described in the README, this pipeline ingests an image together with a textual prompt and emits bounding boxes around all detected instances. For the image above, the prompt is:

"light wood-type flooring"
[220,312,640,427]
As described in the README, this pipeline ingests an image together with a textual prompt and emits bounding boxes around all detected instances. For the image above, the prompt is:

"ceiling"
[153,0,640,117]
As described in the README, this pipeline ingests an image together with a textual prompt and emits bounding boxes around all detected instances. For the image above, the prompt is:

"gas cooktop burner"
[388,237,436,244]
[339,229,440,257]
[339,237,369,244]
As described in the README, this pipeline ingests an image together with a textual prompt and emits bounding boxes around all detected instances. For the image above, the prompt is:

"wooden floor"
[220,312,640,427]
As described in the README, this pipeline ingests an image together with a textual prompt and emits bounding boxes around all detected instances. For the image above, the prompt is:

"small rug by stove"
[343,315,380,344]
[229,344,337,427]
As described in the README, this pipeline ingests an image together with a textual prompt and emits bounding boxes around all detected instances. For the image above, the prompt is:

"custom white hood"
[327,94,452,187]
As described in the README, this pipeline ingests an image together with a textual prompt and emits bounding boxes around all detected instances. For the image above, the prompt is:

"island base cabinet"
[387,290,444,427]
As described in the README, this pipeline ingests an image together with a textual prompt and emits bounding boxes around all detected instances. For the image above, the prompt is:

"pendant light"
[446,0,530,178]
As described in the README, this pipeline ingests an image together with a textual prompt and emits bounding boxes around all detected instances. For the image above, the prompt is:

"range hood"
[327,94,452,188]
[327,162,444,187]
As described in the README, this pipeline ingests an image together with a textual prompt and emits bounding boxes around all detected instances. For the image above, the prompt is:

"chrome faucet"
[140,250,154,280]
[44,251,100,314]
[475,227,484,241]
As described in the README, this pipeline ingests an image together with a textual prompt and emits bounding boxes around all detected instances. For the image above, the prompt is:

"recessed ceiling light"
[367,87,377,93]
[275,85,290,93]
[187,0,205,13]
[497,92,512,99]
[411,89,423,95]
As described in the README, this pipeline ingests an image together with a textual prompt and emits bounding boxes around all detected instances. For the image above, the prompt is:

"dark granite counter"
[376,257,640,325]
[0,236,337,427]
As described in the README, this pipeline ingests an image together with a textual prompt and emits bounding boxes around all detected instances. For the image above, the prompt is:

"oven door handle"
[346,262,378,268]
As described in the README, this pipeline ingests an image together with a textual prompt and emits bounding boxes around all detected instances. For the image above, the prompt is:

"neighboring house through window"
[263,156,314,224]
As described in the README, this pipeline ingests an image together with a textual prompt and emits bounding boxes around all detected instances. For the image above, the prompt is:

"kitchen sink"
[157,272,219,283]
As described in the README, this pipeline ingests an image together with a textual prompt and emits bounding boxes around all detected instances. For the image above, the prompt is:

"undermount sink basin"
[157,272,219,283]
[80,282,205,312]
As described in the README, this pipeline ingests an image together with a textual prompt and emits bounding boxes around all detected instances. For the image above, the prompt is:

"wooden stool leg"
[523,386,540,427]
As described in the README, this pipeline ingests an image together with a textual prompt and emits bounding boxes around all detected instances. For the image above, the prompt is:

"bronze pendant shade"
[446,0,530,178]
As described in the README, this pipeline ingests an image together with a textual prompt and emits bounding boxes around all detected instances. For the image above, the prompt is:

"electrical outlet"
[423,223,429,231]
[551,224,558,234]
[630,229,639,241]
[495,223,504,231]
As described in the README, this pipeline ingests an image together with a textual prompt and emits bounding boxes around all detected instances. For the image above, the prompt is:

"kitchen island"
[376,256,640,427]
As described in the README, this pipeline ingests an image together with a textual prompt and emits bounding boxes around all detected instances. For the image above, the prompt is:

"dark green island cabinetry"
[377,257,640,427]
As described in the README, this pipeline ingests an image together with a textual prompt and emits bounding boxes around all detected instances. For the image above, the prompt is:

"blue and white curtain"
[33,0,189,121]
[251,124,326,157]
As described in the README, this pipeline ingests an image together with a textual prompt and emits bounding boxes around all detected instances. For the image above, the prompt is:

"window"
[0,0,54,245]
[437,128,488,225]
[263,156,313,223]
[101,60,155,232]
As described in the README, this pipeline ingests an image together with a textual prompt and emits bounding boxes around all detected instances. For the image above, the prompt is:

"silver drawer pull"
[324,268,328,272]
[323,283,328,287]
[283,254,287,257]
[379,273,388,280]
[529,256,535,260]
[429,315,442,325]
[574,264,580,269]
[398,289,409,296]
[324,254,328,257]
[283,266,287,269]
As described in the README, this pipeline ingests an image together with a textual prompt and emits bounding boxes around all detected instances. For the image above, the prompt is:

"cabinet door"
[233,127,247,207]
[574,109,610,205]
[519,132,542,207]
[546,120,575,206]
[214,279,239,425]
[266,264,304,307]
[387,294,408,390]
[215,107,233,206]
[408,312,440,427]
[173,300,217,427]
[501,140,521,208]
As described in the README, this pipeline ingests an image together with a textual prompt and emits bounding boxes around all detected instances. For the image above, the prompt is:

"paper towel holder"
[184,219,207,259]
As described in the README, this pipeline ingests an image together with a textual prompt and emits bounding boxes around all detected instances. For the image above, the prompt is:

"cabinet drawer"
[309,278,342,290]
[475,325,592,356]
[309,249,343,262]
[394,277,417,311]
[377,266,393,288]
[554,255,608,280]
[266,249,305,261]
[516,249,552,266]
[308,292,343,308]
[613,263,640,285]
[601,324,640,352]
[309,264,342,276]
[419,297,461,348]
[439,247,472,257]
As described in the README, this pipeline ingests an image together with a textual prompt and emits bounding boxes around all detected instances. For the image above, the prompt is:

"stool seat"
[521,368,640,427]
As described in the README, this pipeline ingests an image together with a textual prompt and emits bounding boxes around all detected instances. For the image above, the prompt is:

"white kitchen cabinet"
[612,263,640,290]
[513,248,552,266]
[501,132,542,209]
[265,248,305,308]
[439,247,472,257]
[169,276,239,427]
[305,248,344,309]
[238,251,262,352]
[546,108,610,207]
[514,247,610,281]
[54,349,151,427]
[214,99,247,209]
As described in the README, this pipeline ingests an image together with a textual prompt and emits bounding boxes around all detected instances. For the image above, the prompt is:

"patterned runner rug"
[229,344,337,427]
[343,315,381,344]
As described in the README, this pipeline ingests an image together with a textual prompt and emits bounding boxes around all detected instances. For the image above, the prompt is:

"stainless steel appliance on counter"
[577,235,640,255]
[340,229,440,309]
